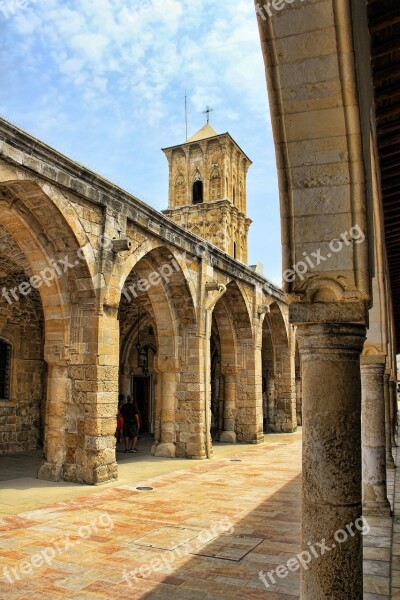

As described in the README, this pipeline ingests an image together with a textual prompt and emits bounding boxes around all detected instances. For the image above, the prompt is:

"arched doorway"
[261,302,296,433]
[0,179,103,484]
[118,245,197,458]
[211,282,260,445]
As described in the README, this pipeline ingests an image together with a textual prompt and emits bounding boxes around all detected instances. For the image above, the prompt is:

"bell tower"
[162,122,252,263]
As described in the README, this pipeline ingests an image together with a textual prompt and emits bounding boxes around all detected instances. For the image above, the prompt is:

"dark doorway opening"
[132,375,152,433]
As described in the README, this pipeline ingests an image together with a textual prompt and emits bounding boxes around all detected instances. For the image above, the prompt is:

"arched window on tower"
[209,166,221,201]
[192,171,203,205]
[0,339,11,400]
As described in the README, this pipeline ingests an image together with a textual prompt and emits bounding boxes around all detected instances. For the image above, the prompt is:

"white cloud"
[9,0,267,124]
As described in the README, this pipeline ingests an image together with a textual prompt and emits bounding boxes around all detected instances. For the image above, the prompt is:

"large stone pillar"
[297,323,365,600]
[220,366,239,443]
[361,356,391,516]
[384,372,395,468]
[154,357,180,458]
[38,362,69,482]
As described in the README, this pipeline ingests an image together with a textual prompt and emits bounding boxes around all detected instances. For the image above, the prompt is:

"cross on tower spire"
[202,105,214,124]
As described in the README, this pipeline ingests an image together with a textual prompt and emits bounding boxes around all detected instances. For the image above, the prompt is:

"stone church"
[0,117,296,483]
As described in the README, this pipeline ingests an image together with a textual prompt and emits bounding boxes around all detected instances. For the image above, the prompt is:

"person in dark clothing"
[121,395,140,453]
[116,394,125,443]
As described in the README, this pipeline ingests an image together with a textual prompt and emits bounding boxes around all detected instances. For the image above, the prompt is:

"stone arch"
[263,302,296,433]
[0,181,96,317]
[261,317,274,432]
[118,245,198,458]
[212,293,238,444]
[117,244,196,325]
[0,179,100,482]
[212,281,260,443]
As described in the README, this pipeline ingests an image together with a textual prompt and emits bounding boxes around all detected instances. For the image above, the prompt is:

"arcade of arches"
[0,120,296,483]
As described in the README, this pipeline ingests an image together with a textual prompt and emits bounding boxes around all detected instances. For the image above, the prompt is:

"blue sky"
[0,0,282,284]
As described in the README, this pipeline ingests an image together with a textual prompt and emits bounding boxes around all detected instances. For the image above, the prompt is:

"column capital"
[360,354,386,367]
[289,301,368,326]
[296,323,366,360]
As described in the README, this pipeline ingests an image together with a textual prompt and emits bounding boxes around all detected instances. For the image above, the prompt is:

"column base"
[37,461,64,482]
[151,442,159,456]
[155,442,176,458]
[363,500,392,517]
[219,431,236,444]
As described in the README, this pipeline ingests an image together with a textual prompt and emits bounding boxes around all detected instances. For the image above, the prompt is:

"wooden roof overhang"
[368,0,400,352]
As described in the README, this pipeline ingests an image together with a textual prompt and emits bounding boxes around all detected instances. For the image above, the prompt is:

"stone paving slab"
[0,434,302,600]
[0,430,396,599]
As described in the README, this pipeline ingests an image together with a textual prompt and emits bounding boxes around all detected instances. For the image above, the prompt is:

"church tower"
[162,122,252,263]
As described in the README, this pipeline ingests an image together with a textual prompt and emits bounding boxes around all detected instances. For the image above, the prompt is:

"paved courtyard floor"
[0,429,397,599]
[0,433,302,599]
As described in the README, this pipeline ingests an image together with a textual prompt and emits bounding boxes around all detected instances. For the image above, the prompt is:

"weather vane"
[202,105,214,124]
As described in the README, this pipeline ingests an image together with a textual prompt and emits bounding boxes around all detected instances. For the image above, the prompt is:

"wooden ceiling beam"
[372,36,400,59]
[381,157,400,171]
[373,64,400,84]
[377,123,400,139]
[369,9,400,33]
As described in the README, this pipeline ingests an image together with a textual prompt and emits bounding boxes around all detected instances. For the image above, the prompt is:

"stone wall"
[0,272,44,453]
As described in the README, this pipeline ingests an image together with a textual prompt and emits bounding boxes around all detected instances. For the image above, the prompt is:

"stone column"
[220,366,239,443]
[384,372,395,468]
[390,379,398,447]
[217,374,225,439]
[361,356,391,516]
[297,323,365,600]
[296,376,302,426]
[154,357,180,458]
[265,376,275,431]
[151,371,162,456]
[38,362,69,482]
